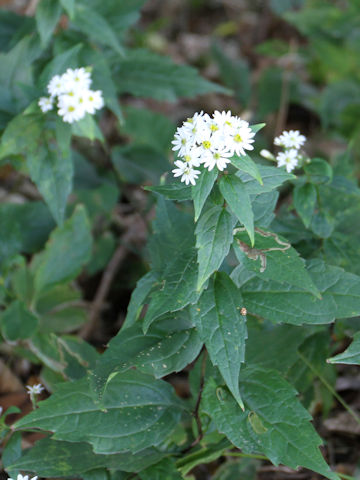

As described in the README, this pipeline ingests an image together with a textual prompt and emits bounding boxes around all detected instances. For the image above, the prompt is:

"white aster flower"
[47,74,66,97]
[172,160,200,185]
[276,149,299,173]
[38,96,53,113]
[212,110,236,132]
[171,126,195,156]
[274,130,306,150]
[58,94,86,123]
[182,148,202,167]
[62,67,92,91]
[83,90,104,115]
[260,149,275,161]
[227,122,255,157]
[202,148,232,171]
[26,384,44,395]
[8,474,38,480]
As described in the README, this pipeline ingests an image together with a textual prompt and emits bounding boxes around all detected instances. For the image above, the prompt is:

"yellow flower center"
[210,124,219,132]
[234,134,243,143]
[68,106,75,112]
[184,155,191,162]
[214,153,220,159]
[225,121,232,126]
[202,140,211,149]
[181,138,187,145]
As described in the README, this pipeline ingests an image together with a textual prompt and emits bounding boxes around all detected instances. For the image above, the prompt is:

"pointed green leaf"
[328,332,360,365]
[35,0,62,46]
[219,175,254,245]
[0,300,38,341]
[293,183,317,228]
[196,206,234,290]
[15,371,183,454]
[202,370,340,480]
[145,183,192,202]
[34,205,92,293]
[238,165,295,195]
[139,458,183,480]
[192,167,218,221]
[192,273,247,409]
[251,123,266,133]
[9,437,166,477]
[26,142,73,225]
[230,154,263,184]
[241,260,360,325]
[60,0,75,18]
[233,228,320,297]
[123,271,157,329]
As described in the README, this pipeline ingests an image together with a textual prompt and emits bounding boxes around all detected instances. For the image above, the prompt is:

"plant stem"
[225,451,268,461]
[297,350,360,425]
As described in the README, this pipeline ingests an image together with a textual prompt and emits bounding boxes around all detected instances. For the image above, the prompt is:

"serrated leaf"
[73,5,124,56]
[15,371,183,454]
[139,458,183,480]
[196,206,234,290]
[91,313,202,399]
[238,165,295,195]
[2,431,22,478]
[145,183,192,202]
[0,300,38,341]
[9,437,166,477]
[192,167,218,221]
[117,49,229,101]
[26,142,73,225]
[192,273,247,409]
[123,271,157,329]
[176,438,231,476]
[293,183,317,228]
[34,205,92,293]
[35,0,62,46]
[252,191,278,227]
[230,154,262,184]
[202,369,340,480]
[328,332,360,365]
[233,228,320,297]
[219,175,254,245]
[241,259,360,325]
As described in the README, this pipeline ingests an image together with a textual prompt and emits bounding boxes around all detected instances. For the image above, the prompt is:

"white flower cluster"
[26,383,44,395]
[274,130,306,173]
[171,110,256,185]
[38,67,104,123]
[8,474,37,480]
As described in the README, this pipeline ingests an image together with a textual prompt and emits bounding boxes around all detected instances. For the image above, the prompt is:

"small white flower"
[212,110,236,131]
[62,67,92,91]
[47,74,66,97]
[227,123,255,157]
[182,148,202,167]
[172,160,200,185]
[202,148,232,171]
[58,95,85,123]
[276,149,299,173]
[83,90,104,114]
[26,384,44,395]
[38,96,53,113]
[8,474,38,480]
[274,130,306,150]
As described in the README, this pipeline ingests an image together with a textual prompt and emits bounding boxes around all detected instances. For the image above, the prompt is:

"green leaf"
[123,272,157,329]
[238,165,295,195]
[9,437,166,477]
[328,332,360,365]
[2,431,22,478]
[196,206,234,290]
[122,106,176,153]
[26,142,73,225]
[252,191,278,227]
[293,183,317,228]
[91,313,202,399]
[219,175,254,245]
[145,183,192,202]
[0,113,44,160]
[73,5,124,56]
[139,458,183,480]
[1,300,38,341]
[212,42,250,105]
[230,154,263,185]
[233,228,321,297]
[192,273,247,409]
[192,167,218,221]
[202,370,340,480]
[35,0,62,46]
[59,0,75,18]
[34,205,92,294]
[241,260,360,325]
[39,44,82,88]
[177,438,231,476]
[15,371,184,454]
[117,49,229,101]
[72,114,104,142]
[304,158,333,185]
